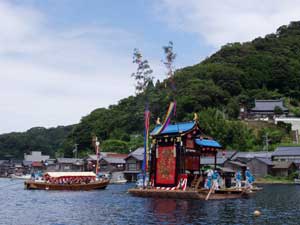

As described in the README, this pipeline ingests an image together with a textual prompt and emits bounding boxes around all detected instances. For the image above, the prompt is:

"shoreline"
[254,179,294,184]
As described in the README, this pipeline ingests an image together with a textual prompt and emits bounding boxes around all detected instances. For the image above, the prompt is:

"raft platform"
[128,187,257,200]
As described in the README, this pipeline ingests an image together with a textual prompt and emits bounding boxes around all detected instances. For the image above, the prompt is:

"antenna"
[263,133,269,156]
[73,144,78,158]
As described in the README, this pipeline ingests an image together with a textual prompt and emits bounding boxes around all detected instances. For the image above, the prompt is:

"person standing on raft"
[212,170,220,190]
[245,168,255,189]
[235,170,242,189]
[205,169,213,189]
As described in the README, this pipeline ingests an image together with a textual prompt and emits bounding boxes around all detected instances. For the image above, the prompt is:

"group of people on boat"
[204,167,255,190]
[204,169,224,190]
[44,176,96,185]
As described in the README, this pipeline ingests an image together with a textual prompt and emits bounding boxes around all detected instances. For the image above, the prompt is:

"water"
[0,178,299,225]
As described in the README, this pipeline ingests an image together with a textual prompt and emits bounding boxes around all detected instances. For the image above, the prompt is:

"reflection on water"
[0,179,299,225]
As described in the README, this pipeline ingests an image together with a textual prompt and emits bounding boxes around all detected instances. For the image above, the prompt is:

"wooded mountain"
[0,126,73,159]
[1,21,300,158]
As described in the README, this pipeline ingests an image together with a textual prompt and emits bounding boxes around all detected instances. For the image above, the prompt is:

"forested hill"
[2,21,300,158]
[0,125,74,159]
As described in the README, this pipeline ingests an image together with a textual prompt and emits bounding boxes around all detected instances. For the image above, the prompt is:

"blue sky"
[1,0,300,133]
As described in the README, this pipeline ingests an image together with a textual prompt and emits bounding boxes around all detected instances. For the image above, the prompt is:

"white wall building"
[24,151,50,162]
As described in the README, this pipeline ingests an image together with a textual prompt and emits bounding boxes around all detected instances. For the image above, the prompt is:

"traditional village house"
[249,99,289,119]
[44,159,58,172]
[223,161,247,175]
[0,160,13,177]
[23,151,50,173]
[200,150,237,168]
[99,153,127,173]
[56,158,84,172]
[124,147,144,181]
[228,151,273,178]
[84,154,99,171]
[246,157,273,178]
[271,161,297,177]
[232,151,273,164]
[22,160,33,174]
[272,146,300,168]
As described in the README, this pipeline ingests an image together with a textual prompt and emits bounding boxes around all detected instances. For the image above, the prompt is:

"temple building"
[149,121,222,189]
[249,99,289,119]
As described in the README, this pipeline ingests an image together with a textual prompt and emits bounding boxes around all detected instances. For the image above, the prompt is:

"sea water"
[0,178,299,225]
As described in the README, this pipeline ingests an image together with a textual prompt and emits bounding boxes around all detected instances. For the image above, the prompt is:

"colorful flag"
[143,110,150,173]
[152,101,176,135]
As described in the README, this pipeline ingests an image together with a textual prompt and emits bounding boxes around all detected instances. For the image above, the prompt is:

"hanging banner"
[156,145,176,185]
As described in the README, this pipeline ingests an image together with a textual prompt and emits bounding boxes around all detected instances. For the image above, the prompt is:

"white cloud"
[0,1,137,133]
[157,0,300,47]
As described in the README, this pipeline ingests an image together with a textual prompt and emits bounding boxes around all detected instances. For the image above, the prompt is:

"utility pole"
[263,133,269,155]
[73,144,78,158]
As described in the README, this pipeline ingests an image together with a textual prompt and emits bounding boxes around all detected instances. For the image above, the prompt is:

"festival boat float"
[25,172,109,191]
[128,107,258,200]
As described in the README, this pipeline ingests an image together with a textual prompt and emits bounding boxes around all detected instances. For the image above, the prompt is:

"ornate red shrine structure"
[149,121,222,189]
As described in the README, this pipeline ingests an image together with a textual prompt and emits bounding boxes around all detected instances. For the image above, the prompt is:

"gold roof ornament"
[193,113,199,121]
[156,117,161,125]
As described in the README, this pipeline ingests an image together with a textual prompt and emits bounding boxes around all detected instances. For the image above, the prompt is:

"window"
[128,163,137,171]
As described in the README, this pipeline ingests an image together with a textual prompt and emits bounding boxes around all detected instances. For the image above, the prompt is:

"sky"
[1,0,300,134]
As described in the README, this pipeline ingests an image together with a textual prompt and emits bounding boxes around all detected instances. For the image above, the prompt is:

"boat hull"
[11,174,31,180]
[128,188,251,200]
[24,179,109,191]
[110,179,127,184]
[294,179,300,184]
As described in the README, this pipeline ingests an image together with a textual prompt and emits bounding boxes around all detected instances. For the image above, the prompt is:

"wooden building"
[271,162,297,177]
[223,161,247,175]
[99,154,127,173]
[124,147,143,181]
[246,157,273,178]
[272,146,300,167]
[249,99,288,119]
[56,158,84,172]
[150,121,222,188]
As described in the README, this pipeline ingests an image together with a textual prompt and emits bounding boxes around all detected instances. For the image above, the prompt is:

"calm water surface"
[0,178,299,225]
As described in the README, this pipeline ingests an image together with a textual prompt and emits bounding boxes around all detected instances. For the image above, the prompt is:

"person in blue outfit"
[235,170,242,189]
[204,169,213,189]
[212,170,220,190]
[245,167,255,189]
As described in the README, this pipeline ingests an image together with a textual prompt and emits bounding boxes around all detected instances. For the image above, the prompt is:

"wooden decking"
[128,187,254,200]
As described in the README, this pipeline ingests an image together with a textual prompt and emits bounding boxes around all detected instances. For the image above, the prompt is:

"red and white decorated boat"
[25,172,109,191]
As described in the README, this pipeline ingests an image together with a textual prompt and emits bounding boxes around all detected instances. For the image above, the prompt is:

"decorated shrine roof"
[151,121,196,136]
[195,139,222,148]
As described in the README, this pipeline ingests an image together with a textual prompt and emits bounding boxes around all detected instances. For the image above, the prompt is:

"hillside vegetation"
[0,126,73,159]
[2,22,300,158]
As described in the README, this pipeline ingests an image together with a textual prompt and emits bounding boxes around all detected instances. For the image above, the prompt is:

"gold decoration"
[156,117,161,125]
[193,113,199,121]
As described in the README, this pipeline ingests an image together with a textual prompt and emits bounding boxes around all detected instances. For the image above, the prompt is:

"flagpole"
[143,107,150,188]
[95,137,100,175]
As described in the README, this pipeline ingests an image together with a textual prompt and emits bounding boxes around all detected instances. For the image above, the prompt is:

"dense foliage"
[1,22,300,158]
[0,126,73,159]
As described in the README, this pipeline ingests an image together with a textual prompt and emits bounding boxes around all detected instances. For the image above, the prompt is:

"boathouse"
[98,153,127,172]
[56,158,84,172]
[150,121,222,188]
[124,147,143,181]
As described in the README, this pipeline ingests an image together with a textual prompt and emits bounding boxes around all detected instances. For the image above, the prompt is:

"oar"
[205,183,215,201]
